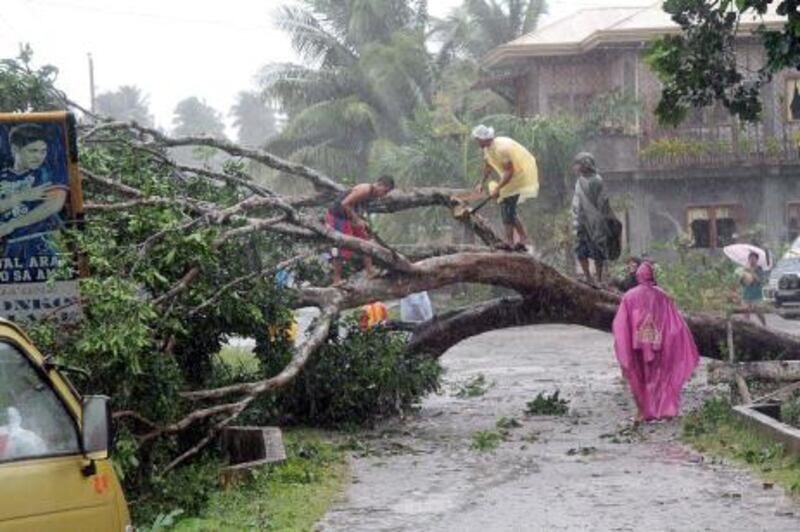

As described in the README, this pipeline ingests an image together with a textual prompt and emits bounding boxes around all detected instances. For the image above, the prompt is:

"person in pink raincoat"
[612,262,700,422]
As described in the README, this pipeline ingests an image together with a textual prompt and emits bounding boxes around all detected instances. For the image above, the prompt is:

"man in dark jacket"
[571,152,612,284]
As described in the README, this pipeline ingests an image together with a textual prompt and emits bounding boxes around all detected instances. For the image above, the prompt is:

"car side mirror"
[81,395,111,459]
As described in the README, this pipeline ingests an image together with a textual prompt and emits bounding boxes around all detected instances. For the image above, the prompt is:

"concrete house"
[482,3,800,256]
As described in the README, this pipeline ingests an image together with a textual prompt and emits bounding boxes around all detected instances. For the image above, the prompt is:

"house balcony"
[588,124,800,175]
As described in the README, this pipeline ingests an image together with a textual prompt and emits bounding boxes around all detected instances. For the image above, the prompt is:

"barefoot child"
[326,176,395,284]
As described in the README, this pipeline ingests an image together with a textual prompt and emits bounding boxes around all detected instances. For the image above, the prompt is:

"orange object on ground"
[268,320,299,343]
[359,301,388,330]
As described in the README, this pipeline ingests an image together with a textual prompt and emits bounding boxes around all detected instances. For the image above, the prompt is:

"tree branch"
[83,121,346,194]
[181,303,339,401]
[85,198,178,211]
[162,402,252,474]
[188,253,314,317]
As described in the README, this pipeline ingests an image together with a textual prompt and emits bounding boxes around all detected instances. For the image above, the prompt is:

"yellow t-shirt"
[484,136,539,202]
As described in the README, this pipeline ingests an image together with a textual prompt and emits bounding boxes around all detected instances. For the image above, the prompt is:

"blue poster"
[0,120,71,284]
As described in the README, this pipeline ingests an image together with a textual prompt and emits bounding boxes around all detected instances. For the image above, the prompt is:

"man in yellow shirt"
[472,125,539,250]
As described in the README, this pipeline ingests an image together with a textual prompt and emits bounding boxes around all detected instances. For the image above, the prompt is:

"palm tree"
[95,85,154,126]
[261,0,434,178]
[171,97,226,139]
[230,91,277,148]
[432,0,548,62]
[171,97,228,166]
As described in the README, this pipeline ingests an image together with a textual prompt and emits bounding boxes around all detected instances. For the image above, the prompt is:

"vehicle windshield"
[0,342,79,462]
[771,257,800,278]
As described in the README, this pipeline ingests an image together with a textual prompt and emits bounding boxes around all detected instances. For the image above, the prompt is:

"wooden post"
[735,374,753,404]
[87,53,96,113]
[727,312,735,363]
[726,312,751,404]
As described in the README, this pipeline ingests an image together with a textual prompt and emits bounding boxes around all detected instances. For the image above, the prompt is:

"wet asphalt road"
[317,322,800,532]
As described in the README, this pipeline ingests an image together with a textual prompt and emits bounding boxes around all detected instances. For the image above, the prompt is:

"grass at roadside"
[683,397,800,494]
[215,345,259,375]
[170,429,347,531]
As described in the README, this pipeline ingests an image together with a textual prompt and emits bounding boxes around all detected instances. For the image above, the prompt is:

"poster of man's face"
[0,112,82,324]
[0,119,71,285]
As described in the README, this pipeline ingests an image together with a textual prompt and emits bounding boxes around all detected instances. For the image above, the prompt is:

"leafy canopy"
[647,0,800,125]
[95,85,154,127]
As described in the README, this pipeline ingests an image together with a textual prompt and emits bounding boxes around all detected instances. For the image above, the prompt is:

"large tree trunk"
[298,251,800,361]
[406,296,614,357]
[407,294,800,361]
[708,360,800,383]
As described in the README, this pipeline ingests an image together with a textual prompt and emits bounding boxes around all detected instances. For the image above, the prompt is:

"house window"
[687,204,742,248]
[786,79,800,121]
[788,202,800,242]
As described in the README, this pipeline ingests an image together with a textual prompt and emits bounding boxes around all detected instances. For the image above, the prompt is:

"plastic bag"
[400,292,433,323]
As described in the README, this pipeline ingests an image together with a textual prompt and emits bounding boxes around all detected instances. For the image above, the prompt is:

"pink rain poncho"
[612,263,700,420]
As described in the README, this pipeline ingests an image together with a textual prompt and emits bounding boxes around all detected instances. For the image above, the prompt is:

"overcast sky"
[0,0,650,135]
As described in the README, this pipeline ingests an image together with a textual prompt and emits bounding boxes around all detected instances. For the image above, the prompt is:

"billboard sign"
[0,112,84,323]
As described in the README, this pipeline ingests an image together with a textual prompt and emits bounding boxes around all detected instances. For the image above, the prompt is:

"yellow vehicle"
[0,319,131,531]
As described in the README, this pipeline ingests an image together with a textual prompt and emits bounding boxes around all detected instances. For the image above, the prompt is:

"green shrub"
[496,417,522,430]
[470,430,503,452]
[683,397,800,496]
[683,396,732,438]
[781,391,800,429]
[738,443,784,465]
[651,242,739,312]
[255,319,441,427]
[525,391,569,416]
[133,431,346,529]
[131,457,223,525]
[454,374,492,398]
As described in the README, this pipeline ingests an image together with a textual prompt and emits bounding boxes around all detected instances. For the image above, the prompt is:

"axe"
[364,222,401,262]
[453,195,494,219]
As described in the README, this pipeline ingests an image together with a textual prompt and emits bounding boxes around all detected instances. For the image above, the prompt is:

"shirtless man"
[325,175,395,284]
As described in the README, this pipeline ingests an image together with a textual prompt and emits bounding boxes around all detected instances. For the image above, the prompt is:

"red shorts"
[325,210,367,260]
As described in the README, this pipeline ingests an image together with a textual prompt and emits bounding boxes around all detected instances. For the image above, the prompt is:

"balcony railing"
[638,123,800,170]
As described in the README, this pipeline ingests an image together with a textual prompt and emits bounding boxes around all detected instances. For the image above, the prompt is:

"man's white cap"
[471,124,495,140]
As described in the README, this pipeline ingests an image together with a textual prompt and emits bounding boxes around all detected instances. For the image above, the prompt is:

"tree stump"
[219,426,286,488]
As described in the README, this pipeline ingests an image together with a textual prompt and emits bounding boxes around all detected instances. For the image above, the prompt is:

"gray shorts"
[500,195,520,225]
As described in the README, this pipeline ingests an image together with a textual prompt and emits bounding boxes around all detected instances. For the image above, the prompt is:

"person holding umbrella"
[723,244,769,326]
[740,251,767,326]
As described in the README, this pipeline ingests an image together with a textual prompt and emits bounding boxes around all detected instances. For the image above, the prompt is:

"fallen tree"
[7,44,798,479]
[64,117,800,469]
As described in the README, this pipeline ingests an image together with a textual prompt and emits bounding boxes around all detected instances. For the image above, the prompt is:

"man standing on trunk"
[472,125,539,251]
[572,152,612,285]
[325,175,395,285]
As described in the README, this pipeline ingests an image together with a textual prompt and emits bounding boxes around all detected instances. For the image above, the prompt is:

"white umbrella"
[723,243,770,269]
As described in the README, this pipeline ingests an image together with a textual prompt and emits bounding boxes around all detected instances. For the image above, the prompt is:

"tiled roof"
[503,7,643,47]
[484,2,784,67]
